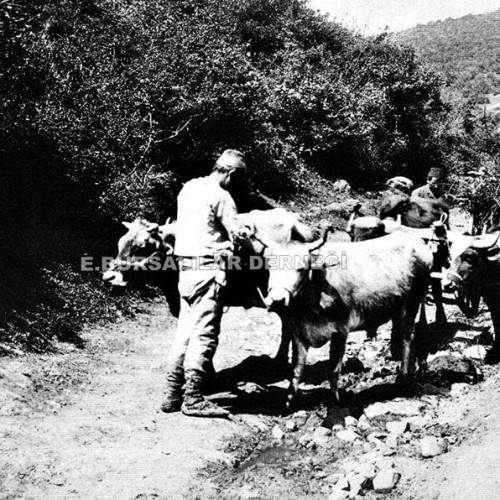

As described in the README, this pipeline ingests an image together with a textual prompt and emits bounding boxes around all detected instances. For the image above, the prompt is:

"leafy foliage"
[0,0,450,349]
[395,9,500,99]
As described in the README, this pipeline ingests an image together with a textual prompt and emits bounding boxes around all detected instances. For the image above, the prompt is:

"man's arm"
[215,193,239,249]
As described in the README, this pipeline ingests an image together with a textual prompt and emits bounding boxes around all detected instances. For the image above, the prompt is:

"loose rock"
[337,429,360,443]
[357,415,372,430]
[420,436,447,458]
[386,420,408,434]
[373,469,400,492]
[463,345,487,361]
[239,415,269,432]
[364,400,424,420]
[286,420,298,432]
[344,416,358,428]
[271,425,285,440]
[406,415,430,431]
[314,427,332,447]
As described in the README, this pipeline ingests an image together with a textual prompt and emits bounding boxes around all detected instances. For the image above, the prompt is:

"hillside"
[394,9,500,100]
[0,0,449,350]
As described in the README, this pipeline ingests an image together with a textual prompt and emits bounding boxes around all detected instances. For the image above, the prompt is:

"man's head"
[427,168,445,189]
[213,149,247,190]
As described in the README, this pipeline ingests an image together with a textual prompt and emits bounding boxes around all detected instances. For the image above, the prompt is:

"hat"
[428,168,445,180]
[215,149,247,171]
[386,176,414,194]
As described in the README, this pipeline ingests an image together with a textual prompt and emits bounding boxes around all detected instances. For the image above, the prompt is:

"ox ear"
[471,232,500,250]
[122,221,133,230]
[487,246,500,261]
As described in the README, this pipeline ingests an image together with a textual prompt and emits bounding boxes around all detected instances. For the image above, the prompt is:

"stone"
[373,469,400,492]
[420,436,447,458]
[343,461,376,481]
[385,435,399,449]
[315,426,332,436]
[286,420,298,432]
[386,420,408,434]
[346,473,365,495]
[344,416,358,428]
[299,433,312,447]
[364,400,425,420]
[406,415,430,431]
[463,345,487,361]
[334,474,350,490]
[427,355,477,382]
[337,429,360,442]
[271,425,285,440]
[323,408,351,428]
[357,415,372,430]
[328,489,349,500]
[239,414,269,432]
[314,427,332,448]
[450,383,469,397]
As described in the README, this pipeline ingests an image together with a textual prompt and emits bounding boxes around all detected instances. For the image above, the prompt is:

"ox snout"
[102,270,128,289]
[264,288,291,310]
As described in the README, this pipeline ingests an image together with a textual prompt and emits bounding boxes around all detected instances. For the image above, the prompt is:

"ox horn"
[471,231,500,250]
[346,212,356,233]
[146,222,159,232]
[306,226,332,253]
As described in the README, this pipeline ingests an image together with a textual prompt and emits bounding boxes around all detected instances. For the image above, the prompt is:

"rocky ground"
[1,294,499,499]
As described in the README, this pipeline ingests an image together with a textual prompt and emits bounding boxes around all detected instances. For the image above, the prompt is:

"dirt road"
[0,303,281,499]
[1,299,500,499]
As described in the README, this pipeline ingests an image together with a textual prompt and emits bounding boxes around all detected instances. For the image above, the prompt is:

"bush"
[0,0,451,349]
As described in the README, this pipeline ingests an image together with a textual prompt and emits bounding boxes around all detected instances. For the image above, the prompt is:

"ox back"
[379,194,449,228]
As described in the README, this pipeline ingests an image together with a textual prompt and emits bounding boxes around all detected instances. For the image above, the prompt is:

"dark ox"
[257,232,433,406]
[446,231,500,364]
[379,193,449,228]
[103,209,315,366]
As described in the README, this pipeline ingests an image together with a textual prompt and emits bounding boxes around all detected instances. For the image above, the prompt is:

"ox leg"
[484,292,500,364]
[274,321,292,373]
[396,292,424,387]
[417,295,427,327]
[286,334,308,409]
[328,329,348,406]
[432,279,446,324]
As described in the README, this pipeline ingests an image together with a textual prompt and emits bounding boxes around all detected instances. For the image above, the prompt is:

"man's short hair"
[213,149,247,173]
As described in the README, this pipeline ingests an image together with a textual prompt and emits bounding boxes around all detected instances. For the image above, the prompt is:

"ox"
[346,212,449,325]
[445,231,500,364]
[103,209,314,366]
[255,231,433,406]
[379,193,449,228]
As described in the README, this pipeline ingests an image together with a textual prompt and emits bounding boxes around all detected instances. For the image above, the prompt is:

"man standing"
[411,167,446,200]
[161,149,247,417]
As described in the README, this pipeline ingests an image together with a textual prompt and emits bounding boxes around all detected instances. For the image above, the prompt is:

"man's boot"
[160,375,183,413]
[181,371,229,418]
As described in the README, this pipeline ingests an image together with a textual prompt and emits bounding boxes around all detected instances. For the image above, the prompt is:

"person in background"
[161,149,247,418]
[411,168,446,201]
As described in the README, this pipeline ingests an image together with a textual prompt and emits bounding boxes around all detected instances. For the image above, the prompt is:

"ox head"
[103,218,176,289]
[445,232,500,289]
[259,228,331,310]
